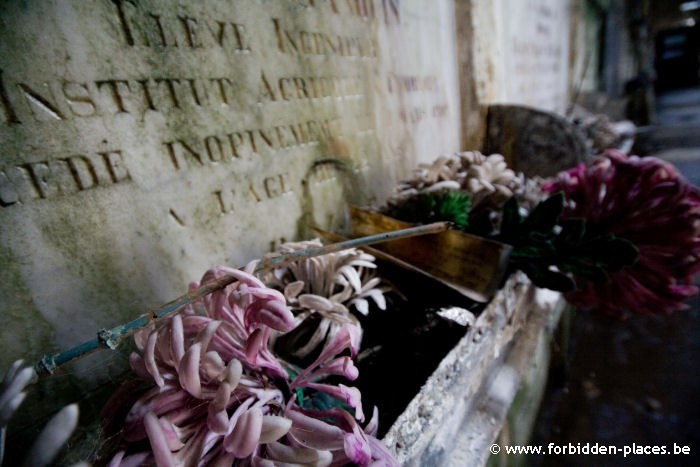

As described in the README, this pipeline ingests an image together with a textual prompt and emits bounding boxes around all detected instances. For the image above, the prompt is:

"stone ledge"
[383,273,565,466]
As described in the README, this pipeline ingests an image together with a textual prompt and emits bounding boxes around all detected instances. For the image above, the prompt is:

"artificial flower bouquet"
[382,149,700,317]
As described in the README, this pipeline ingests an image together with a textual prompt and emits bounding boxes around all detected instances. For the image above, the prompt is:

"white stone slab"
[471,0,571,114]
[0,0,461,380]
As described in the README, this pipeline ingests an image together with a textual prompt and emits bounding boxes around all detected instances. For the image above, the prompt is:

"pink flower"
[105,265,397,466]
[544,150,700,316]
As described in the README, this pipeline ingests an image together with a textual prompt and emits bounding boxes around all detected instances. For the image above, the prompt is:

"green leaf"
[500,196,522,237]
[557,219,586,245]
[434,190,471,230]
[388,189,471,230]
[522,192,564,234]
[512,240,557,260]
[559,257,609,282]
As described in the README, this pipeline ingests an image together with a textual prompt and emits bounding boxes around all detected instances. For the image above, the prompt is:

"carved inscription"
[272,18,377,58]
[0,149,130,207]
[0,0,389,221]
[387,73,449,124]
[112,0,250,51]
[213,173,292,215]
[260,72,365,102]
[0,73,247,123]
[507,0,567,110]
[303,0,400,25]
[163,119,341,170]
[387,73,439,93]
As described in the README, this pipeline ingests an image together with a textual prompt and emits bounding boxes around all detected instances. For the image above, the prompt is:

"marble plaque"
[0,0,461,383]
[471,0,571,114]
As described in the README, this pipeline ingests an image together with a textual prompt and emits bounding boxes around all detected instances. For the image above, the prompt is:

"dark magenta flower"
[544,150,700,316]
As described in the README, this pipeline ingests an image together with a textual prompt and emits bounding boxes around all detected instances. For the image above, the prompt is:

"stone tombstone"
[485,104,588,177]
[472,0,571,115]
[0,0,461,406]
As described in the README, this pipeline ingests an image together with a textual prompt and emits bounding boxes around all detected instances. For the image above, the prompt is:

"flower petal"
[169,314,185,365]
[224,407,263,458]
[143,412,176,467]
[224,358,243,387]
[144,332,164,387]
[201,351,225,381]
[264,441,333,465]
[286,408,345,450]
[258,415,292,444]
[178,343,202,397]
[284,280,305,300]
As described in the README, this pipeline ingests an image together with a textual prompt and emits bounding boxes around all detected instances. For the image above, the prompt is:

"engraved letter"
[231,23,250,52]
[97,150,131,183]
[0,69,20,124]
[25,162,58,199]
[0,166,39,206]
[259,72,278,102]
[272,18,298,54]
[164,140,203,170]
[112,0,136,46]
[17,83,65,121]
[67,155,98,190]
[209,78,233,105]
[226,132,244,158]
[207,20,227,47]
[155,78,182,108]
[382,0,400,25]
[0,170,19,206]
[62,82,97,117]
[178,16,202,48]
[204,135,224,162]
[96,79,131,113]
[148,13,171,47]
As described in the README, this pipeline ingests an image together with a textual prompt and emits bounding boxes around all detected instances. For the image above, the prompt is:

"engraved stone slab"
[471,0,571,115]
[0,0,462,389]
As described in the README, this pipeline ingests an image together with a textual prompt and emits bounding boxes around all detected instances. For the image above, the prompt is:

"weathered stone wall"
[1,2,582,455]
[0,0,461,375]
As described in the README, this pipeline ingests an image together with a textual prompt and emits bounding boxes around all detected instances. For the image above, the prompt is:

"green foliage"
[388,190,471,230]
[497,193,639,292]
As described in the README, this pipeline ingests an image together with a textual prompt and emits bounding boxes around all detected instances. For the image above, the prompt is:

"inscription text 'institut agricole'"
[0,0,399,210]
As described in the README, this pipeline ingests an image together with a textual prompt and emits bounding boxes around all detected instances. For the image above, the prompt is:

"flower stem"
[34,221,450,377]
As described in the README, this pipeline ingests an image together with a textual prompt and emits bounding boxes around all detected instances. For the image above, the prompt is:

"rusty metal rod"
[34,221,450,376]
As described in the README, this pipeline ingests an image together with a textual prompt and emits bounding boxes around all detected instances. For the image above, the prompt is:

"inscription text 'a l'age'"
[214,173,292,215]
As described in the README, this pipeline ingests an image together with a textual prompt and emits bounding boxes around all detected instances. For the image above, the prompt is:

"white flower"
[262,239,390,358]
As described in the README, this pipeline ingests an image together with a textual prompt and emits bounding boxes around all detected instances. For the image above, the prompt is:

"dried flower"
[386,152,546,236]
[106,264,397,466]
[543,150,700,315]
[263,240,389,359]
[1,360,81,467]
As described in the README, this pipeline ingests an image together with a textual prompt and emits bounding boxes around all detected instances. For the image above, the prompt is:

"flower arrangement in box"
[383,150,700,317]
